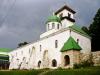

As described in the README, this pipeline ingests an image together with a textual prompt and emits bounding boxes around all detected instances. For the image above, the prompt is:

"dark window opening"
[77,39,79,44]
[40,45,42,52]
[52,23,55,29]
[68,13,71,18]
[38,61,41,68]
[52,59,57,67]
[59,13,63,18]
[55,40,58,48]
[64,55,70,66]
[57,24,59,29]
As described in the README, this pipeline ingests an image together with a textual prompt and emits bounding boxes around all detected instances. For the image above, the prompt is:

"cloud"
[0,0,100,49]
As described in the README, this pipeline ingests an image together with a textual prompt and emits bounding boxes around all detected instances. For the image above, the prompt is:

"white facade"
[9,5,91,69]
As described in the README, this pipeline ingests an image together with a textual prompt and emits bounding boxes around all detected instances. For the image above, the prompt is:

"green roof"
[46,15,61,23]
[0,54,9,61]
[69,25,90,38]
[61,36,82,52]
[0,48,11,52]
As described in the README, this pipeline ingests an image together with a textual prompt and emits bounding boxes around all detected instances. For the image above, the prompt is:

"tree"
[81,26,89,35]
[89,8,100,51]
[18,42,28,47]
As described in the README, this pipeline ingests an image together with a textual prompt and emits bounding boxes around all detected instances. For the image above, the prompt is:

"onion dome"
[46,15,61,23]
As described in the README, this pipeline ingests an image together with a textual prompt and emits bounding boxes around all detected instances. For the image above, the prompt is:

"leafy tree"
[89,8,100,51]
[18,42,28,47]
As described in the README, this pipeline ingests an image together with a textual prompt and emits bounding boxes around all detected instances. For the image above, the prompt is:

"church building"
[9,5,91,69]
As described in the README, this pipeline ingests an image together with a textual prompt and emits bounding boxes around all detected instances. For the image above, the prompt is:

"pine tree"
[89,8,100,51]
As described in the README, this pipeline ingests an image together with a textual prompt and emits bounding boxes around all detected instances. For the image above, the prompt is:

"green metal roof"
[61,36,82,52]
[0,54,9,61]
[69,25,90,38]
[46,15,61,23]
[0,48,11,52]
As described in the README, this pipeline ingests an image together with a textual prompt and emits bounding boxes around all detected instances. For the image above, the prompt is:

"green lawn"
[0,67,100,75]
[0,70,43,75]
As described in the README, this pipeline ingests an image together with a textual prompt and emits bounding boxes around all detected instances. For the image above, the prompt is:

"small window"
[57,24,59,29]
[68,13,71,18]
[48,24,49,30]
[77,39,79,44]
[52,59,57,67]
[55,40,58,48]
[52,23,55,29]
[59,13,63,18]
[38,61,41,68]
[40,45,42,51]
[29,49,31,54]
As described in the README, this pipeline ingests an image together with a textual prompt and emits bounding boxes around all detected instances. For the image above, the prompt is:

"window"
[21,51,23,55]
[68,13,71,18]
[40,45,42,51]
[55,40,58,48]
[77,39,79,44]
[59,13,63,18]
[48,24,49,30]
[52,23,55,29]
[38,61,41,68]
[57,24,59,29]
[52,59,57,67]
[64,55,70,66]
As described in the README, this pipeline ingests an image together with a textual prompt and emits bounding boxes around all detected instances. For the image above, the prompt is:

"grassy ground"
[0,66,100,75]
[0,70,43,75]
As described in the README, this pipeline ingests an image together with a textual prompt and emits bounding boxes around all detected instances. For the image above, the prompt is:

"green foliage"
[73,60,94,69]
[81,26,89,35]
[0,70,43,75]
[45,69,100,75]
[89,8,100,51]
[18,42,28,47]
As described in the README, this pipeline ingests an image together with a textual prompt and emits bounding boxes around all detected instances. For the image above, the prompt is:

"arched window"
[38,61,41,68]
[52,59,57,67]
[52,23,55,29]
[64,55,70,66]
[40,45,42,52]
[48,24,49,30]
[77,39,79,44]
[57,24,59,29]
[59,13,63,18]
[55,40,58,48]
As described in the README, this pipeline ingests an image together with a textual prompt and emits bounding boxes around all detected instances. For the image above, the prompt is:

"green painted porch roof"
[0,48,11,52]
[69,25,90,38]
[61,36,82,52]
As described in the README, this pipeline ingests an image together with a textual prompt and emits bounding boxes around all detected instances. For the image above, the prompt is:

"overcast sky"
[0,0,100,49]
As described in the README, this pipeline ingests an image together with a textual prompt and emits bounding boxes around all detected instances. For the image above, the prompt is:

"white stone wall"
[9,28,91,69]
[71,31,91,53]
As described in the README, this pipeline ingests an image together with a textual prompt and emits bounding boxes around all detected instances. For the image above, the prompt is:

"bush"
[74,60,94,69]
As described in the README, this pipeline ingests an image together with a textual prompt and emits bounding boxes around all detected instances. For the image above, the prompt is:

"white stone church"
[9,5,91,70]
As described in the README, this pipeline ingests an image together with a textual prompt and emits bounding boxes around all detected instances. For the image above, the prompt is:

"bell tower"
[55,5,76,28]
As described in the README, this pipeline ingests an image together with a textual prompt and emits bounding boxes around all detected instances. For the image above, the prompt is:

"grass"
[0,66,100,75]
[0,70,43,75]
[45,69,100,75]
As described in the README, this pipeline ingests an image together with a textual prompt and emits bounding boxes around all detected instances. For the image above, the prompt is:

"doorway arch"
[38,61,41,68]
[52,59,57,67]
[64,55,70,66]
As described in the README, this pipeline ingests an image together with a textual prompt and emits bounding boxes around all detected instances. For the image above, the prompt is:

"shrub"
[74,60,94,69]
